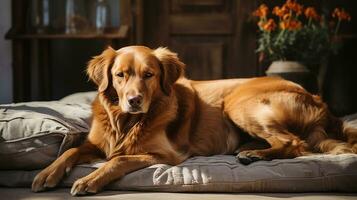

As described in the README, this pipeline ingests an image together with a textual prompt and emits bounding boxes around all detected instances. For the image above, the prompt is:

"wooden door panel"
[172,41,224,80]
[170,14,232,35]
[175,0,224,7]
[171,0,231,13]
[143,0,258,80]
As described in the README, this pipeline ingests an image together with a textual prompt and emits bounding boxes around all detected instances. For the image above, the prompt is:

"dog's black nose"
[128,95,143,107]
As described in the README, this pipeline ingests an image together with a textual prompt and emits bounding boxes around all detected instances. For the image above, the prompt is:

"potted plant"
[252,0,351,93]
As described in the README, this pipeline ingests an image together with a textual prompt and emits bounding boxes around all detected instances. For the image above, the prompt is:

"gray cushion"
[0,154,357,192]
[0,99,93,169]
[1,92,357,192]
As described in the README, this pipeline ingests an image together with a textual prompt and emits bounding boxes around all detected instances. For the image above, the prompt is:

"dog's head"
[87,46,185,114]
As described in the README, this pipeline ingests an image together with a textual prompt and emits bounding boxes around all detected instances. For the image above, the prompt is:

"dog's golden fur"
[32,46,357,195]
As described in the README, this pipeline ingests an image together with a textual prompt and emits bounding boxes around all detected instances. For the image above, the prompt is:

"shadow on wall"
[0,0,12,104]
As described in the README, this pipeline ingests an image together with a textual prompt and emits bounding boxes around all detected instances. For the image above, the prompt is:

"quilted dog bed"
[1,92,357,192]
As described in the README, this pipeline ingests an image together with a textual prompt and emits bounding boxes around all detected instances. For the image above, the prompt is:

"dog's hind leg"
[235,126,310,164]
[224,99,311,164]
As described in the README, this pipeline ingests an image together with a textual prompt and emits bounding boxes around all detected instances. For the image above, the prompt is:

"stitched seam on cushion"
[0,117,84,140]
[111,174,357,189]
[75,156,357,170]
[0,143,61,157]
[178,157,357,167]
[0,132,85,143]
[1,132,65,143]
[0,117,69,128]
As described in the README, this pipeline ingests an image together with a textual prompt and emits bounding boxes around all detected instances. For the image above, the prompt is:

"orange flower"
[273,6,289,18]
[285,0,295,9]
[260,19,277,32]
[253,4,269,18]
[283,13,291,20]
[285,0,303,15]
[291,20,302,29]
[294,5,303,16]
[332,8,351,21]
[279,21,287,30]
[280,19,302,30]
[304,7,320,21]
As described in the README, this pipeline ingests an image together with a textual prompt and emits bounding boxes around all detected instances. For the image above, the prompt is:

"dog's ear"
[87,47,117,92]
[153,47,185,95]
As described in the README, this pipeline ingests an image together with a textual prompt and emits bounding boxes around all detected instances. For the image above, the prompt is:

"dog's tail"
[318,114,357,154]
[341,116,357,153]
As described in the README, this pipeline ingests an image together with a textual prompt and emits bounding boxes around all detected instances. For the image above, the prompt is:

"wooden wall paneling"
[38,40,51,100]
[172,40,224,79]
[120,0,144,45]
[12,40,31,102]
[120,0,134,43]
[138,0,261,80]
[134,0,144,44]
[320,0,357,116]
[228,0,259,78]
[171,0,230,13]
[29,40,39,99]
[11,0,31,102]
[168,0,232,80]
[143,0,170,47]
[323,38,357,116]
[175,0,225,7]
[27,40,51,101]
[170,14,232,35]
[11,0,26,33]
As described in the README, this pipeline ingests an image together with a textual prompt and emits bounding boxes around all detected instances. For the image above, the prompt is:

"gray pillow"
[0,101,92,170]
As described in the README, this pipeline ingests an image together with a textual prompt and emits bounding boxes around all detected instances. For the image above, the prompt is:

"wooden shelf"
[5,25,129,40]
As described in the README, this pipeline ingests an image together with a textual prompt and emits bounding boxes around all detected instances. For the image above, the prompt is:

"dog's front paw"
[32,165,70,192]
[236,150,270,165]
[71,176,101,196]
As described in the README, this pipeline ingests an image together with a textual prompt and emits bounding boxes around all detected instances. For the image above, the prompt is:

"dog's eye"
[117,72,124,77]
[144,72,154,79]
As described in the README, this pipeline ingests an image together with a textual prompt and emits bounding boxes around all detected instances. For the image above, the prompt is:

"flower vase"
[266,61,318,94]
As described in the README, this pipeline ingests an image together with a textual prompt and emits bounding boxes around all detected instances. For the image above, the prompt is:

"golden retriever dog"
[32,46,357,195]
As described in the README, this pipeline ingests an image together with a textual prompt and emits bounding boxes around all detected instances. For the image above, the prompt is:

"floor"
[1,188,356,200]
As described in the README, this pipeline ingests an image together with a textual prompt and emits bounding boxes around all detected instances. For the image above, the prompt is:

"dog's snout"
[128,95,143,107]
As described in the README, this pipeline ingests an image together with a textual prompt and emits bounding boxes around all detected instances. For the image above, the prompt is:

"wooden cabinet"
[142,0,260,80]
[6,0,140,102]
